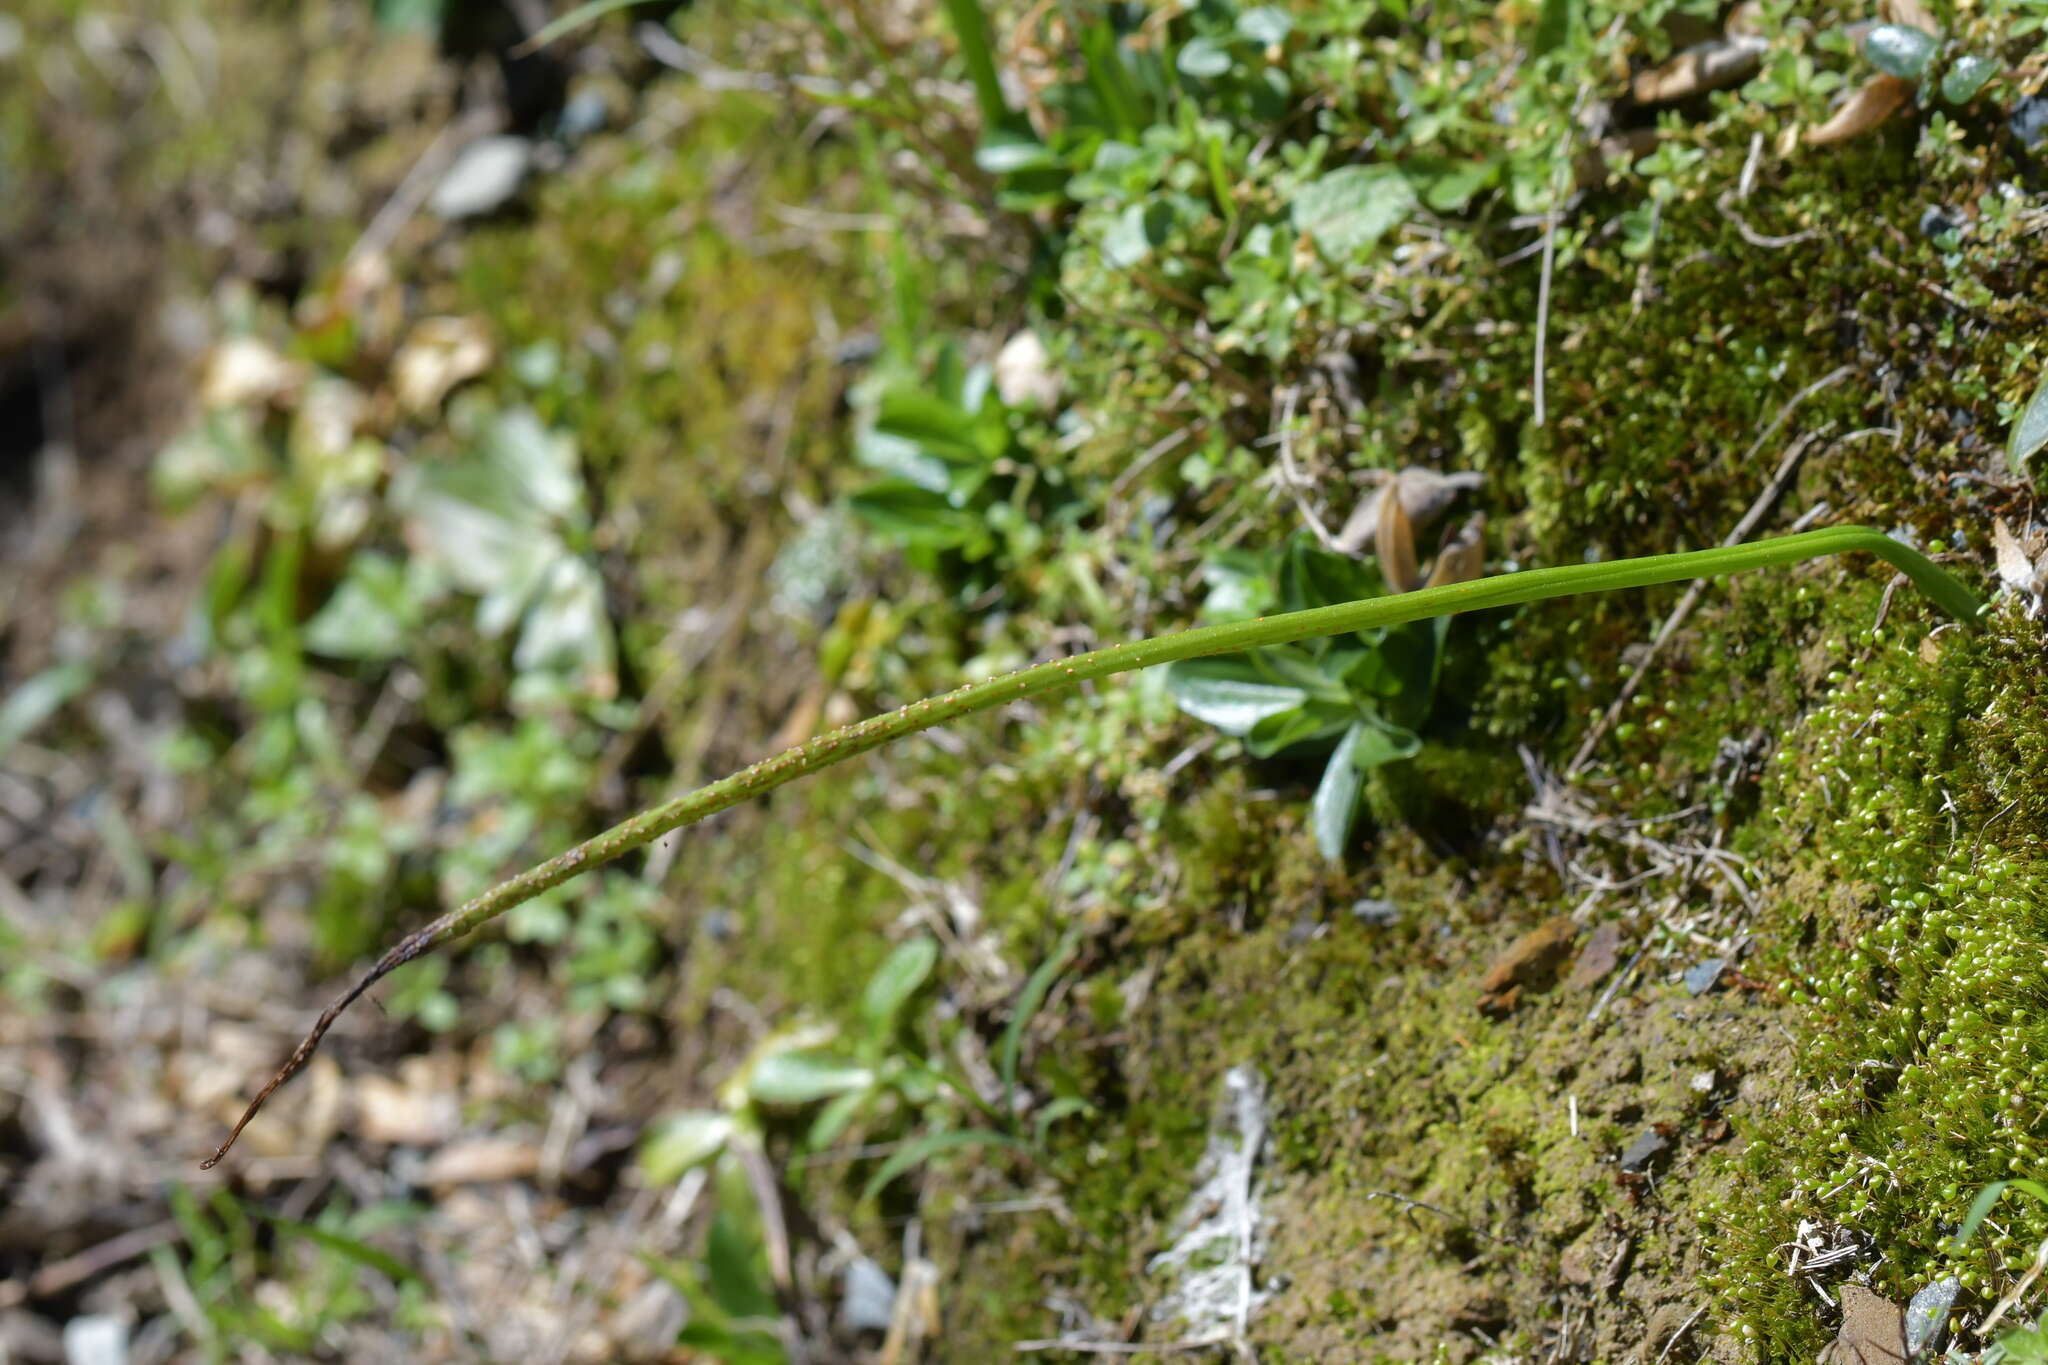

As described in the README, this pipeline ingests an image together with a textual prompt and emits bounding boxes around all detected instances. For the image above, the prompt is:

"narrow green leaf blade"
[862,936,940,1035]
[1531,0,1573,56]
[941,0,1013,129]
[745,1052,874,1107]
[862,1128,1023,1201]
[2009,370,2048,476]
[1311,722,1368,861]
[244,1207,425,1285]
[1000,929,1080,1103]
[516,0,659,54]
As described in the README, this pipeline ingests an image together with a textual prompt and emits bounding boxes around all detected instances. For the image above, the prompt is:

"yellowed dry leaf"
[392,315,493,415]
[1806,74,1915,146]
[1378,473,1421,593]
[1335,467,1483,554]
[419,1135,541,1186]
[1631,35,1766,104]
[1425,513,1488,588]
[1992,517,2048,597]
[200,337,303,409]
[1879,0,1938,35]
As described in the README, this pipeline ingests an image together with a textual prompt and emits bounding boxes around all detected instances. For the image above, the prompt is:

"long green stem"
[203,525,1980,1167]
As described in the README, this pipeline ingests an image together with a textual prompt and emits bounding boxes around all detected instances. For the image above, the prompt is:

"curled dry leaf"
[1425,513,1488,588]
[1879,0,1937,35]
[1631,34,1767,104]
[1335,466,1483,554]
[1377,473,1422,593]
[200,337,303,409]
[392,315,494,415]
[1992,516,2048,606]
[419,1135,542,1186]
[1806,74,1916,145]
[1725,1,1766,37]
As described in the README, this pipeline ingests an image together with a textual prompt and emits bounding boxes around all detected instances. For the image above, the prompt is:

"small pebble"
[1918,205,1961,240]
[1350,898,1399,926]
[1905,1277,1961,1359]
[1618,1128,1670,1173]
[2011,95,2048,152]
[429,136,534,220]
[63,1317,127,1365]
[1683,957,1727,996]
[841,1256,897,1333]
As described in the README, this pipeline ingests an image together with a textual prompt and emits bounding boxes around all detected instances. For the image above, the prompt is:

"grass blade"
[862,1127,1023,1201]
[1000,928,1081,1107]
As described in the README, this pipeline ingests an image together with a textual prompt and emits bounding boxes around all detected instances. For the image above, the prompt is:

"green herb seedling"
[204,525,1981,1167]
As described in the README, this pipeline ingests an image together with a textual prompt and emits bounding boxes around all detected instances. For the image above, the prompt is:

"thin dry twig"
[1653,1305,1709,1365]
[1717,193,1821,250]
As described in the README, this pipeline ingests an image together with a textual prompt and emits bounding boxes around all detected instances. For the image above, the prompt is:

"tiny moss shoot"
[204,525,1981,1167]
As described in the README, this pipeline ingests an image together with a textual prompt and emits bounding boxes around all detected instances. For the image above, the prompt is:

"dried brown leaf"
[1879,0,1938,36]
[1631,35,1767,104]
[1378,473,1421,593]
[418,1136,541,1186]
[1806,74,1915,145]
[1335,467,1482,554]
[1425,512,1488,588]
[1992,517,2048,597]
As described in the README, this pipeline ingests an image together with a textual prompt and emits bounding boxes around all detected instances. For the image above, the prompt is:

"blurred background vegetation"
[5,0,2048,1361]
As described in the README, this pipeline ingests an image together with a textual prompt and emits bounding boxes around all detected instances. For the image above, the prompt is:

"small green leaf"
[1279,534,1383,612]
[305,553,419,661]
[940,0,1013,129]
[0,662,92,758]
[1164,657,1310,734]
[746,1052,874,1107]
[1865,24,1937,82]
[513,0,658,52]
[1940,53,1999,104]
[1198,548,1278,622]
[976,127,1058,174]
[1176,36,1233,79]
[1291,165,1417,259]
[862,1128,1024,1201]
[513,555,616,693]
[373,0,444,33]
[1349,716,1423,768]
[705,1207,780,1322]
[1311,722,1370,861]
[1032,1096,1096,1149]
[1244,700,1354,758]
[2009,370,2048,477]
[244,1207,425,1285]
[805,1088,872,1150]
[1531,0,1573,56]
[848,482,987,550]
[862,936,939,1035]
[1236,7,1292,45]
[1102,200,1174,268]
[1953,1179,2048,1249]
[640,1111,738,1183]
